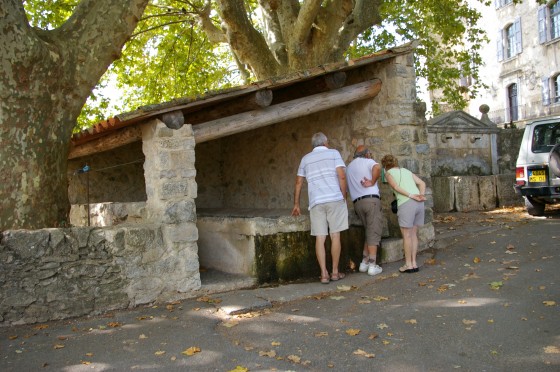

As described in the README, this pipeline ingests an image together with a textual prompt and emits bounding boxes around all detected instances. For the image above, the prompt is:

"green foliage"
[25,0,499,126]
[347,0,491,115]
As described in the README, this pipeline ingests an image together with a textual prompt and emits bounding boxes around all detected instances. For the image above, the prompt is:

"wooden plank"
[68,126,142,159]
[193,79,382,144]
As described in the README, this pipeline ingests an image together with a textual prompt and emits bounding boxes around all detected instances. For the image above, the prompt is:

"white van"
[514,117,560,216]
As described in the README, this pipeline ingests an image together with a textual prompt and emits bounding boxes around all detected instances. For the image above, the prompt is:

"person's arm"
[291,175,304,216]
[360,164,381,188]
[336,166,347,199]
[411,174,427,201]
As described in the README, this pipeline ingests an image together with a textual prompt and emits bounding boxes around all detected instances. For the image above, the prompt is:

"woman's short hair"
[381,154,399,169]
[311,132,328,148]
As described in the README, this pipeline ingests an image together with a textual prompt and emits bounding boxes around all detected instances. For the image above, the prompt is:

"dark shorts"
[354,198,382,246]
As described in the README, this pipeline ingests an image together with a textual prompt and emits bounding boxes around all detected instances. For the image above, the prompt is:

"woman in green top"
[381,155,427,273]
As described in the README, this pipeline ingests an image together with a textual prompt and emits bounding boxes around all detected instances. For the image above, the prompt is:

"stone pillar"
[141,120,201,295]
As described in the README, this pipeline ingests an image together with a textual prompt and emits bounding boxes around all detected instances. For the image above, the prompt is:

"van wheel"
[525,197,545,216]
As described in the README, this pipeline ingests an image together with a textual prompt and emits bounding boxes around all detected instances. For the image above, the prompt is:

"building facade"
[465,0,560,127]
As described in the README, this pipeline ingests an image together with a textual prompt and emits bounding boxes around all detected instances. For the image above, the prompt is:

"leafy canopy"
[24,0,506,127]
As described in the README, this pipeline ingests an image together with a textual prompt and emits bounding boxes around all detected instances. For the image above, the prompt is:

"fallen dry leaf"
[462,319,477,325]
[489,281,503,290]
[330,296,345,300]
[543,301,556,306]
[139,334,148,339]
[373,296,389,301]
[346,329,361,336]
[544,346,560,354]
[259,350,277,358]
[337,285,352,291]
[8,335,18,340]
[287,355,301,363]
[182,346,201,356]
[473,257,481,263]
[154,350,166,356]
[271,341,281,346]
[228,366,249,372]
[33,324,49,330]
[80,361,91,365]
[368,333,379,340]
[53,344,65,349]
[353,349,375,358]
[314,332,328,337]
[221,320,239,328]
[107,322,121,328]
[405,319,417,324]
[377,323,389,330]
[85,353,94,357]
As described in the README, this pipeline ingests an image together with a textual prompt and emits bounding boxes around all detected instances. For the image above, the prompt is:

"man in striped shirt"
[292,132,348,284]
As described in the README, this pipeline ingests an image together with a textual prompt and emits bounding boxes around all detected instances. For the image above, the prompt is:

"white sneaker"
[368,264,382,276]
[359,261,369,272]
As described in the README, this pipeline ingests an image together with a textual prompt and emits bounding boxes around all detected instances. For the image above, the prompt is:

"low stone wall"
[432,174,523,212]
[0,225,200,326]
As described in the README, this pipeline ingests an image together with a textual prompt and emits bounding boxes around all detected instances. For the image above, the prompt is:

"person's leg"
[400,226,414,270]
[411,225,419,269]
[330,231,341,277]
[367,244,378,263]
[359,242,369,272]
[315,235,329,281]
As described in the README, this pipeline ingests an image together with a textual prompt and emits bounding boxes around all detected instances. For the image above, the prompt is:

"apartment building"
[464,0,560,127]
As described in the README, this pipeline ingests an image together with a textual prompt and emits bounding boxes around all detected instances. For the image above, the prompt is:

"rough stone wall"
[432,174,523,212]
[497,128,524,174]
[1,121,202,325]
[429,133,494,176]
[195,54,432,231]
[0,225,200,325]
[68,141,146,204]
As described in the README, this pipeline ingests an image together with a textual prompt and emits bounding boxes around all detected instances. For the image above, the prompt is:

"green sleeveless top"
[387,167,420,206]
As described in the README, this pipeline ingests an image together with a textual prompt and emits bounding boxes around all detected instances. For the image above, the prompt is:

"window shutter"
[497,30,504,61]
[542,77,551,106]
[538,6,548,44]
[514,18,523,55]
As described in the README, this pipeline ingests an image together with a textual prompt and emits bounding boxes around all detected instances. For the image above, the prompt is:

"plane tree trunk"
[0,0,149,230]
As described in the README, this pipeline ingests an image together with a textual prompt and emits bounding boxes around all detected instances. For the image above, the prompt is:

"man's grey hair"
[311,132,328,148]
[353,148,369,159]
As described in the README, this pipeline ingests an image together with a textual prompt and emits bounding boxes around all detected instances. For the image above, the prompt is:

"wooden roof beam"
[193,78,381,144]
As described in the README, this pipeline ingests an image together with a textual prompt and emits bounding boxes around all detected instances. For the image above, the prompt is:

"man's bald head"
[353,145,369,159]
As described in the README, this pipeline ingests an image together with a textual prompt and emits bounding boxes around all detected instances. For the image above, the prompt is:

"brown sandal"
[330,272,346,281]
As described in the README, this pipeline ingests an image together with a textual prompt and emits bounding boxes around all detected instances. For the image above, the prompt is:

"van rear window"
[531,123,560,153]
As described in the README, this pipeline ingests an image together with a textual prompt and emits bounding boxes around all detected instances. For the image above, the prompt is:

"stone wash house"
[0,42,436,325]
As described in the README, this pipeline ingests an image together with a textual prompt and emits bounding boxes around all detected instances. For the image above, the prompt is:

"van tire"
[525,196,545,216]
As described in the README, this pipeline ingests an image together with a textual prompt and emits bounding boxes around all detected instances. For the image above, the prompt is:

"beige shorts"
[310,200,349,236]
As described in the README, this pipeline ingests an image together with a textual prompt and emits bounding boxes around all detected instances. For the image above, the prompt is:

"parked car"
[514,117,560,216]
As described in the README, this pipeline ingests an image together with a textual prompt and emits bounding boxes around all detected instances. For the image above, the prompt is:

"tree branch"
[50,0,150,95]
[293,0,323,46]
[335,0,383,57]
[196,0,227,44]
[216,0,280,78]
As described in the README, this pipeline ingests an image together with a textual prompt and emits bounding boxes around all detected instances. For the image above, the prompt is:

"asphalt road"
[1,207,559,371]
